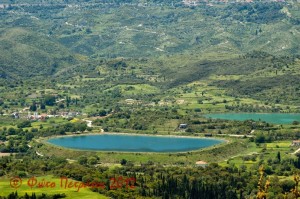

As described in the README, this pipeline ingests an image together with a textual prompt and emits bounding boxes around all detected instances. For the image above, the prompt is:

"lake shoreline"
[42,131,229,143]
[42,132,229,153]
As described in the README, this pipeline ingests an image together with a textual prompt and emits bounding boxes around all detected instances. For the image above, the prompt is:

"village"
[10,109,81,121]
[7,97,81,121]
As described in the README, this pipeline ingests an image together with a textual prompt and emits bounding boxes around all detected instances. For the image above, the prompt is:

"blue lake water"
[205,113,300,124]
[47,134,224,152]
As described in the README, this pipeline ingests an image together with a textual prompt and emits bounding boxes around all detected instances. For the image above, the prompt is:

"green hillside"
[0,1,299,81]
[0,28,78,79]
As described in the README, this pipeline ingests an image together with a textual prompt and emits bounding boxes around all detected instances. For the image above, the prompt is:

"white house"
[291,140,300,146]
[195,161,208,168]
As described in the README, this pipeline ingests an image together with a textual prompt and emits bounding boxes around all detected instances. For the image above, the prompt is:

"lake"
[204,113,300,124]
[47,134,224,152]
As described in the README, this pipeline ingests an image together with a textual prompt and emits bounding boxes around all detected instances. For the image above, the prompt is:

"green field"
[220,140,296,169]
[0,175,107,198]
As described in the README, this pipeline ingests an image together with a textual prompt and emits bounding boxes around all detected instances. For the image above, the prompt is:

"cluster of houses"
[26,111,80,120]
[10,111,81,121]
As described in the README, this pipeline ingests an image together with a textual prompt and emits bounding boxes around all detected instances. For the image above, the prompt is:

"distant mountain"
[0,1,299,79]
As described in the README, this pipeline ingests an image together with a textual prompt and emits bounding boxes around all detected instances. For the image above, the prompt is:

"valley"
[1,0,300,198]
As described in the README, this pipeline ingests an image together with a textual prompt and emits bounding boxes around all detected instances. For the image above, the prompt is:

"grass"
[163,81,268,113]
[106,84,160,95]
[24,118,70,131]
[0,175,108,198]
[220,140,296,168]
[163,77,298,113]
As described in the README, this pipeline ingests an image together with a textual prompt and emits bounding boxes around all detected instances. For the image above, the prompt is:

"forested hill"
[0,28,78,79]
[0,0,300,79]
